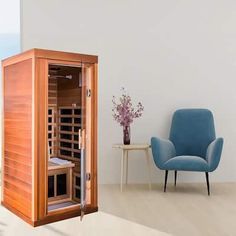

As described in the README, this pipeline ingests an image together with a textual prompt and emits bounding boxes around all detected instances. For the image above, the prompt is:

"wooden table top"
[112,144,151,150]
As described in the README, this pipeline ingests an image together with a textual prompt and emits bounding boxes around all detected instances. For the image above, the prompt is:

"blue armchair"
[151,109,223,195]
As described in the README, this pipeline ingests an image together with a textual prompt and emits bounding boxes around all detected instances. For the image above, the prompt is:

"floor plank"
[99,183,236,236]
[0,186,169,236]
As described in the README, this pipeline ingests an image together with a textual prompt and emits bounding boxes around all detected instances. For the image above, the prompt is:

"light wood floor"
[0,183,235,235]
[0,186,169,236]
[99,183,236,236]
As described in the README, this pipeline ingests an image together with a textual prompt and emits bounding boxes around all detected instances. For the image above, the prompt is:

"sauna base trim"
[1,201,98,227]
[35,206,98,227]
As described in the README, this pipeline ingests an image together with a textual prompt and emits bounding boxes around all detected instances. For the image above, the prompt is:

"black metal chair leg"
[205,172,210,196]
[174,171,177,186]
[164,170,168,192]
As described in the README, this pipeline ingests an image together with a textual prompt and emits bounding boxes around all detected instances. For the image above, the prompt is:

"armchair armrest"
[206,138,224,172]
[151,137,176,170]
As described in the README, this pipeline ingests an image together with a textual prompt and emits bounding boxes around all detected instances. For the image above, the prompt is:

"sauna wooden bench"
[48,161,75,171]
[48,161,75,204]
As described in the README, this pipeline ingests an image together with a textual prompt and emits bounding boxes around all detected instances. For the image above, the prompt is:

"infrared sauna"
[1,49,98,226]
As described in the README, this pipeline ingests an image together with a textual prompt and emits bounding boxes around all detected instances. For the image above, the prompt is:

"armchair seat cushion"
[163,155,209,172]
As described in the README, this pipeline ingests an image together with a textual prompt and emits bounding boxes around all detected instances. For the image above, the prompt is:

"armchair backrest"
[169,109,216,158]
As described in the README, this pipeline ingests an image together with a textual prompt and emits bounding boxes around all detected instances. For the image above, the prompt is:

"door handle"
[78,129,82,149]
[79,128,86,220]
[78,129,85,150]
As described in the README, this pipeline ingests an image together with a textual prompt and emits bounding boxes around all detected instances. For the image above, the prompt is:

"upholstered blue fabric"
[169,109,216,158]
[151,137,176,170]
[206,138,224,172]
[151,109,223,173]
[163,156,209,172]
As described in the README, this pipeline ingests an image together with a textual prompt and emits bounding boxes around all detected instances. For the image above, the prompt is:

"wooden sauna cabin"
[1,49,98,226]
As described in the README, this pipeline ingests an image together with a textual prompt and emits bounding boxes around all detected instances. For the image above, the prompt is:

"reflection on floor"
[99,183,236,236]
[48,201,78,211]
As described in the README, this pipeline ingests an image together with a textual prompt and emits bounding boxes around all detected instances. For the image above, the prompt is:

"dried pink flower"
[112,88,144,127]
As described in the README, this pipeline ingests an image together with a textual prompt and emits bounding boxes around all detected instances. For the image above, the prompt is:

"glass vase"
[123,125,130,145]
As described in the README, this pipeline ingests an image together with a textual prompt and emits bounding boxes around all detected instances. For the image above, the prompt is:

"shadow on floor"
[0,221,7,236]
[0,222,7,227]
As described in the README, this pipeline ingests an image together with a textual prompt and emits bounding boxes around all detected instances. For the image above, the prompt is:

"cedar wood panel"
[3,59,33,219]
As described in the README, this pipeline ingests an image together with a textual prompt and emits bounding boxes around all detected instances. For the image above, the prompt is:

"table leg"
[145,149,152,190]
[125,151,129,185]
[120,150,125,192]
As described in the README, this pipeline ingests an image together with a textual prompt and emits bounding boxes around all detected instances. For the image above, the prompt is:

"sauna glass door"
[47,62,92,213]
[81,63,93,208]
[80,63,88,211]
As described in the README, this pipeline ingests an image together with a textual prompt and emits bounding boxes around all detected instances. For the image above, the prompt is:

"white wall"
[21,0,236,184]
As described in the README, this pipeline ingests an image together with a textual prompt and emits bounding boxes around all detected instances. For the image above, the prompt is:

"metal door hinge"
[87,89,91,97]
[86,173,91,181]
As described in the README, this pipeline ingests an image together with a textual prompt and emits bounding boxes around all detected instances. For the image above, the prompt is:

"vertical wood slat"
[1,61,4,201]
[48,76,58,158]
[32,56,37,222]
[48,107,57,158]
[36,58,48,220]
[84,64,92,205]
[91,63,98,208]
[3,59,33,219]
